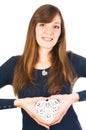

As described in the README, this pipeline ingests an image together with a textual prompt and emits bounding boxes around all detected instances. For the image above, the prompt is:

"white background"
[0,0,86,130]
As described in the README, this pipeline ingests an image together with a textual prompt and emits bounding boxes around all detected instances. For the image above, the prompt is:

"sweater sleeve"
[68,52,86,101]
[0,56,19,110]
[0,56,19,87]
[68,52,86,78]
[0,99,16,110]
[77,90,86,101]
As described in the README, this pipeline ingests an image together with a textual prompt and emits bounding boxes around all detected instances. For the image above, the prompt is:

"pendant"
[42,70,48,76]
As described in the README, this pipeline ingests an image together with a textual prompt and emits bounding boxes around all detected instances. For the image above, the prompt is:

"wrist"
[14,99,23,108]
[70,93,80,103]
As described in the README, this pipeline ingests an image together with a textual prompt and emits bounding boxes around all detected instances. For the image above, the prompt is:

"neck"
[38,48,51,62]
[35,48,51,69]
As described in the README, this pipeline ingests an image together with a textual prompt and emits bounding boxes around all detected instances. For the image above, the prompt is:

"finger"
[48,108,66,126]
[35,119,49,129]
[33,115,50,129]
[47,114,63,126]
[48,94,61,100]
[33,97,47,102]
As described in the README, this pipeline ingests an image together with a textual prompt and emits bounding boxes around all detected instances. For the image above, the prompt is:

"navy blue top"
[0,52,86,130]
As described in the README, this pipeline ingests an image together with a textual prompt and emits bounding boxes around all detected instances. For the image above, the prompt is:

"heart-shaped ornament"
[36,99,60,122]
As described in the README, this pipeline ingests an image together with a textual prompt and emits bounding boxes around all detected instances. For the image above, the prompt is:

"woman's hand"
[14,93,79,128]
[14,97,50,129]
[47,93,79,126]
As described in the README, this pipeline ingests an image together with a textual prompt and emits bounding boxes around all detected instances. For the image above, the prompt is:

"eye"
[39,23,46,27]
[54,25,60,29]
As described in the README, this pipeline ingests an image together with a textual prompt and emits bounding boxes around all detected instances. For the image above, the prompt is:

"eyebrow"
[54,22,61,24]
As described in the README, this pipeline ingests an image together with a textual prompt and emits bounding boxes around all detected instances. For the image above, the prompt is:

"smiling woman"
[35,14,61,70]
[35,14,61,50]
[0,2,86,130]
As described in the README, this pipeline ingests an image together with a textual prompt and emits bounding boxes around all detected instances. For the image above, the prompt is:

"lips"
[42,37,53,41]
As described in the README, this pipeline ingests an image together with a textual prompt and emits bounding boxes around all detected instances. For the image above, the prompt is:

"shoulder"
[5,55,21,64]
[0,55,21,69]
[8,55,21,62]
[67,51,86,77]
[67,51,86,63]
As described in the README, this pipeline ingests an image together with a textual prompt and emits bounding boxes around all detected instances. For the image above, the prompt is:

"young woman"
[0,4,86,130]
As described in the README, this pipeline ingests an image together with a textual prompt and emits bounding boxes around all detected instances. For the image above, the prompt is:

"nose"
[44,26,53,35]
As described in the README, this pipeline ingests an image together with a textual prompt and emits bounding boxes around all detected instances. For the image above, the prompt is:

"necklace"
[42,69,48,76]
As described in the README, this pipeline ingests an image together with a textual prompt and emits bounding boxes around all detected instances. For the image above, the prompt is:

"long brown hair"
[13,4,76,95]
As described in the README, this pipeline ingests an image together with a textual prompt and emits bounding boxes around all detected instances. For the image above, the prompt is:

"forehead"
[52,14,61,24]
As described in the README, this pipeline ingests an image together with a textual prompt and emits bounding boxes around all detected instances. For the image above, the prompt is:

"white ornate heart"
[36,99,60,122]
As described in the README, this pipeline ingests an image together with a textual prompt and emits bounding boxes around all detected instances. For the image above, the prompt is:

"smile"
[42,37,53,41]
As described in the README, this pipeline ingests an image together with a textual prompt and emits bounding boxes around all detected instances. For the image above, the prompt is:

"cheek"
[54,31,61,40]
[35,31,42,44]
[54,34,60,41]
[36,31,42,41]
[36,27,44,35]
[36,32,41,39]
[35,29,40,40]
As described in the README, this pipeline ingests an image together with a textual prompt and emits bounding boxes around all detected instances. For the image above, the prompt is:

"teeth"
[43,37,53,41]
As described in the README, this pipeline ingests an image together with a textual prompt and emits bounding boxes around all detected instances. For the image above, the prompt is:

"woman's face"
[35,14,61,51]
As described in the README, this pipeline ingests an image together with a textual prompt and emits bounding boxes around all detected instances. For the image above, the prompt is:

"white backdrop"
[0,0,86,130]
